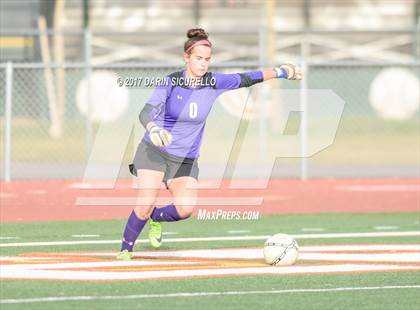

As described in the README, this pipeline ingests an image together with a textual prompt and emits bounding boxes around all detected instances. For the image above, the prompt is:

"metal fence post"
[84,28,93,156]
[300,36,309,181]
[4,62,13,182]
[258,25,268,163]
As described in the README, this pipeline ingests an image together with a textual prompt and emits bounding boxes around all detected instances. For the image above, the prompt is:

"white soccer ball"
[263,233,299,266]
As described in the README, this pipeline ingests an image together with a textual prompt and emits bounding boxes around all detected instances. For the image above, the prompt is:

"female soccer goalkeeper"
[117,28,302,260]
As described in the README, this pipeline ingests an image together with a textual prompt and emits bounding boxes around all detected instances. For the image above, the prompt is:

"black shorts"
[129,141,199,187]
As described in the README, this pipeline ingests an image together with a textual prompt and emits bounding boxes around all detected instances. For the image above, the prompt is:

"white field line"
[301,244,420,252]
[56,244,420,259]
[68,248,420,263]
[300,252,420,263]
[1,245,419,282]
[1,264,418,282]
[373,226,399,230]
[1,260,200,270]
[0,257,59,261]
[3,244,419,261]
[71,234,101,238]
[1,231,419,248]
[1,285,420,304]
[138,248,420,262]
[3,249,419,264]
[228,230,251,234]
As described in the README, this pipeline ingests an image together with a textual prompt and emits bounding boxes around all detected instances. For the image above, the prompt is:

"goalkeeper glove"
[149,125,172,147]
[274,64,303,80]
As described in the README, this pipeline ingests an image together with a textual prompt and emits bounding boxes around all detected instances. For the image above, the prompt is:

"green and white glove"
[274,63,303,80]
[149,125,172,147]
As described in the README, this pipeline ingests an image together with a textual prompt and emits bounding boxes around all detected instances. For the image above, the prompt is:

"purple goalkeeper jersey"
[142,69,264,159]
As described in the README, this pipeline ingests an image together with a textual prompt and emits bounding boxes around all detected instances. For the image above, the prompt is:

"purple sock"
[150,203,184,222]
[120,210,148,252]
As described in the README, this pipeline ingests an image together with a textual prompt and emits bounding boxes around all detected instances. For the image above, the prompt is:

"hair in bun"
[187,28,209,39]
[184,28,212,53]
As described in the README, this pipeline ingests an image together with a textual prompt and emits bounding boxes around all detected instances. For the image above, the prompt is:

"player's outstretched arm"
[264,63,303,81]
[214,64,303,91]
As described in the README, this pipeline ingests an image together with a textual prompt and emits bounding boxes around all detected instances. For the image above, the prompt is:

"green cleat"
[116,250,133,260]
[148,220,162,248]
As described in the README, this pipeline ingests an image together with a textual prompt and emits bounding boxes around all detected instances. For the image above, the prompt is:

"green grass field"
[1,213,419,309]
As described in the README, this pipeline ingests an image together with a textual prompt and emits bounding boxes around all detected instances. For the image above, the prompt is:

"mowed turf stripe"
[1,285,419,304]
[1,231,419,248]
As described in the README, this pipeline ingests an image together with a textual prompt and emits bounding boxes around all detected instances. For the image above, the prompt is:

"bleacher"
[0,0,417,63]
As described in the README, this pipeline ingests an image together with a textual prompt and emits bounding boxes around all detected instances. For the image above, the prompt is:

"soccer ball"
[263,233,299,266]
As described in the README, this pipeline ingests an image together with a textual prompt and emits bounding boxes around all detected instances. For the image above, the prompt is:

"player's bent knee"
[174,196,196,218]
[134,204,155,220]
[176,205,195,219]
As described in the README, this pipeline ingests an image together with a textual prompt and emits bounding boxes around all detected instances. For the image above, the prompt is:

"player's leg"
[147,176,197,247]
[150,176,198,221]
[117,169,164,260]
[167,176,198,218]
[148,159,199,247]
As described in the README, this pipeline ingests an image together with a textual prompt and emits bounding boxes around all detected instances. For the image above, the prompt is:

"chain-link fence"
[305,64,419,178]
[1,61,418,180]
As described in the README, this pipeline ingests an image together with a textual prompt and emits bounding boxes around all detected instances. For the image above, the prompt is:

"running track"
[0,178,419,222]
